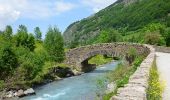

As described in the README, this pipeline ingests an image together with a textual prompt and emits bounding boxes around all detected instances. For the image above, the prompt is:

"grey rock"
[106,82,116,94]
[24,88,35,95]
[5,91,14,98]
[17,89,25,97]
[72,69,82,76]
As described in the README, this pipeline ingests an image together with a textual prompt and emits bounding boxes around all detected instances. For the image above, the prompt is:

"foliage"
[0,80,4,90]
[0,25,67,90]
[104,56,144,99]
[34,27,42,40]
[147,58,164,100]
[164,28,170,46]
[2,25,12,40]
[64,0,170,47]
[88,55,113,66]
[0,44,18,80]
[143,23,166,33]
[32,61,56,84]
[15,25,35,51]
[144,31,166,46]
[44,26,65,62]
[27,34,36,51]
[94,30,122,43]
[125,47,137,64]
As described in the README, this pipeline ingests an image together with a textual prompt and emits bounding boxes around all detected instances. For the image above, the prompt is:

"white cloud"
[0,2,20,30]
[81,0,116,12]
[55,1,76,14]
[0,0,76,30]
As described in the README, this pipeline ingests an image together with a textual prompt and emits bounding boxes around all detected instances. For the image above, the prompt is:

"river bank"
[0,67,83,100]
[1,55,114,100]
[19,61,118,100]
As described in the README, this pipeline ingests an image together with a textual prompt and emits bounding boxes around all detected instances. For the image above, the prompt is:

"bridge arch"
[65,43,150,72]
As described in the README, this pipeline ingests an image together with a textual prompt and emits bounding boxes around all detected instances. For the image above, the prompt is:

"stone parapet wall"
[66,43,150,69]
[110,45,155,100]
[154,46,170,53]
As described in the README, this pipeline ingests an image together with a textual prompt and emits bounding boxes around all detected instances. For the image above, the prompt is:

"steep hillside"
[63,0,170,47]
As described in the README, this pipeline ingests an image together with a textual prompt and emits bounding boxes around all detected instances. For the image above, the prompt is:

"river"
[20,61,118,100]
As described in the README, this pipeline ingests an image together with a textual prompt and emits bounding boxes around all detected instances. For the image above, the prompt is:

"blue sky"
[0,0,116,37]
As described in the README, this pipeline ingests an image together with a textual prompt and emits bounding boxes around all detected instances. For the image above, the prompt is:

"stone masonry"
[65,43,150,71]
[110,45,155,100]
[66,43,155,99]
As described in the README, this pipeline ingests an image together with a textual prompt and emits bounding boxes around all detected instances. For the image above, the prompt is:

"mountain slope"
[63,0,170,47]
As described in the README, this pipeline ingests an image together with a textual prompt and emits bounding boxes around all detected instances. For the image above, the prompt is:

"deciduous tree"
[34,27,42,41]
[44,26,65,62]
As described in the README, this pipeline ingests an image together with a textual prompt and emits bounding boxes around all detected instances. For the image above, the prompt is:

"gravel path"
[156,52,170,100]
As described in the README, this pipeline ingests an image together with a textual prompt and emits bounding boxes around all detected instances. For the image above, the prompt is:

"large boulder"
[16,89,25,97]
[24,88,35,96]
[5,91,14,98]
[72,69,83,76]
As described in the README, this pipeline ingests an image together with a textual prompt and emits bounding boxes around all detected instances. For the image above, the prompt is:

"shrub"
[95,29,122,43]
[0,80,5,90]
[19,61,35,80]
[104,56,144,99]
[165,28,170,46]
[0,44,18,79]
[145,31,166,46]
[147,58,164,100]
[126,47,137,64]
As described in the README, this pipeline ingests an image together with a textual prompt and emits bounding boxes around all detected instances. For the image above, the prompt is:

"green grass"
[0,80,4,91]
[147,58,164,100]
[88,55,113,66]
[103,56,144,100]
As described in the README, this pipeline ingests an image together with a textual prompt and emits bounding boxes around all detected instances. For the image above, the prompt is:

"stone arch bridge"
[65,43,150,71]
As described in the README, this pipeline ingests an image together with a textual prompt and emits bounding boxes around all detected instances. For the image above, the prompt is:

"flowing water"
[20,61,118,100]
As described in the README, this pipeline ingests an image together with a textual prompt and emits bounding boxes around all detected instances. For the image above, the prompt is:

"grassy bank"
[103,56,144,100]
[147,58,164,100]
[88,55,113,66]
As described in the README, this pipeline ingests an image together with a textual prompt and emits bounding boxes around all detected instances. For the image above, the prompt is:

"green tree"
[3,25,12,40]
[34,27,42,40]
[44,26,65,62]
[145,32,165,46]
[165,28,170,46]
[15,25,35,51]
[27,34,35,51]
[0,44,18,79]
[97,31,109,43]
[16,25,28,47]
[108,30,122,42]
[96,30,122,43]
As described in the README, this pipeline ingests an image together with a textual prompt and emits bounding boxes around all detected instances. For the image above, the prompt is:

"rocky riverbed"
[0,67,84,100]
[0,88,35,100]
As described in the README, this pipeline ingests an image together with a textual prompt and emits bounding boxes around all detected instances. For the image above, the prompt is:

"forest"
[0,25,65,90]
[64,0,170,48]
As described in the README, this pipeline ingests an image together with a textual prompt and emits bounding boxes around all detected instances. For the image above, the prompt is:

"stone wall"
[110,45,155,100]
[154,46,170,53]
[65,43,150,71]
